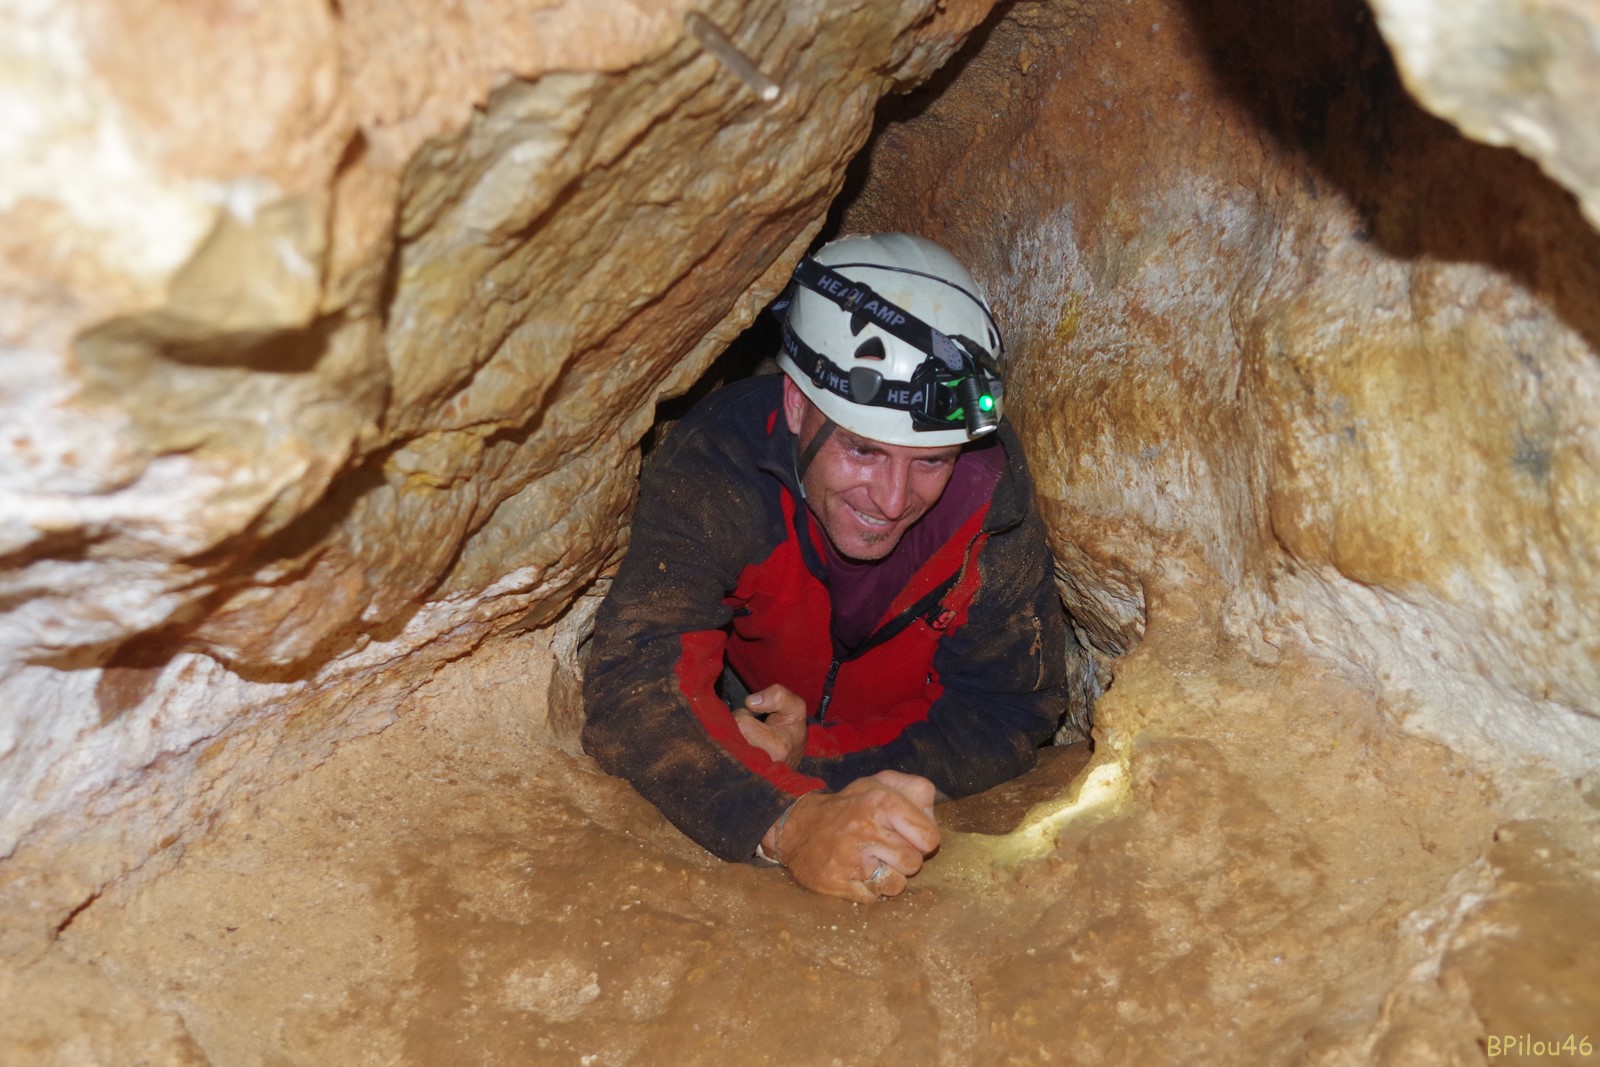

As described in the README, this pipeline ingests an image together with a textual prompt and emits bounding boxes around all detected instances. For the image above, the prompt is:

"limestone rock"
[0,0,998,951]
[4,0,1600,1057]
[1370,0,1600,231]
[839,0,1600,781]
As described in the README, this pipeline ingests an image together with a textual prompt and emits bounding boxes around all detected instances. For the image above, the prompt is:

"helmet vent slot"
[853,337,887,361]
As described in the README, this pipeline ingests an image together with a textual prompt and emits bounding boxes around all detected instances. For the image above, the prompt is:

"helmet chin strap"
[792,415,838,498]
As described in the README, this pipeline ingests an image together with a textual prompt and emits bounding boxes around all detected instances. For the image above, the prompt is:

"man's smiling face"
[782,377,962,561]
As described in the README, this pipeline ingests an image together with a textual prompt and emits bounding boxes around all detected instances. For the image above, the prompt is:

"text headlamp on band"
[774,256,1004,437]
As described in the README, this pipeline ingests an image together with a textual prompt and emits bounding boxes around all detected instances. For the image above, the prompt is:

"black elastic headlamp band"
[787,257,991,372]
[780,326,932,414]
[775,255,1004,436]
[780,317,998,433]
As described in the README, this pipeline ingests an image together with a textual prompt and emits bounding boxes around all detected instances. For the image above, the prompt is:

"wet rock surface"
[5,0,1600,1060]
[839,0,1600,781]
[0,0,998,955]
[17,598,1594,1065]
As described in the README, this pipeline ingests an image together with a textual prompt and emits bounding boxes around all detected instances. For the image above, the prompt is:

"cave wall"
[0,0,1000,954]
[5,1,1600,1057]
[4,0,1600,974]
[1369,0,1600,233]
[838,0,1600,783]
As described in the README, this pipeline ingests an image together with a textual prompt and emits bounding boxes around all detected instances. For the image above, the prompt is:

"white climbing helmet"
[776,233,1004,447]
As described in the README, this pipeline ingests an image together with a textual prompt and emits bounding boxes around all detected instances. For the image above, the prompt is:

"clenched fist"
[765,771,941,903]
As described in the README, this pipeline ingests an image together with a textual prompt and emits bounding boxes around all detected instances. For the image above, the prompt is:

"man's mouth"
[848,505,893,528]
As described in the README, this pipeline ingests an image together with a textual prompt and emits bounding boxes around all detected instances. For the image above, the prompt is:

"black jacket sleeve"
[581,385,822,862]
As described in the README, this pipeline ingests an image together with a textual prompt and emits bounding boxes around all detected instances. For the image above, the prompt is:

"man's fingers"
[746,684,808,725]
[869,770,938,810]
[740,685,806,765]
[865,839,925,879]
[882,806,941,856]
[859,779,941,855]
[746,683,798,710]
[840,879,882,905]
[859,822,928,878]
[730,707,766,743]
[780,776,945,902]
[730,707,759,741]
[767,702,807,727]
[731,708,793,763]
[858,851,911,898]
[865,866,908,898]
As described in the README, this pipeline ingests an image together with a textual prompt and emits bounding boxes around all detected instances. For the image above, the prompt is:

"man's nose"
[870,461,912,518]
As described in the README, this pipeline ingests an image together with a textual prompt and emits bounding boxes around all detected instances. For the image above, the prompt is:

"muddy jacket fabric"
[582,375,1068,862]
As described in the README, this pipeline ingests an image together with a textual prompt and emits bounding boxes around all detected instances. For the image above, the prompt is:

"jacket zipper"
[816,658,842,723]
[814,529,987,725]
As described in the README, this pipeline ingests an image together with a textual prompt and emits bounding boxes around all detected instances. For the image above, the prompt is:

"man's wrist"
[757,791,814,866]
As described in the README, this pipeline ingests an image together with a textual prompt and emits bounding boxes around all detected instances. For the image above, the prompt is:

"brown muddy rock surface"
[825,0,1600,1056]
[8,0,1600,1060]
[13,593,1593,1065]
[0,0,997,954]
[839,0,1600,783]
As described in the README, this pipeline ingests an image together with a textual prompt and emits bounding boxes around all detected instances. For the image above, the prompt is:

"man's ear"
[781,376,808,435]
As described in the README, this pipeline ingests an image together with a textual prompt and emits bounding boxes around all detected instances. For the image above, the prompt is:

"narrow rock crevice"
[3,0,1599,1061]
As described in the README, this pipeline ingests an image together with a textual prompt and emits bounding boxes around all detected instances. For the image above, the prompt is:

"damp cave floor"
[13,591,1600,1066]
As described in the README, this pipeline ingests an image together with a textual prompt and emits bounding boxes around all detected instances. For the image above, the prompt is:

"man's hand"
[766,771,941,903]
[732,683,807,766]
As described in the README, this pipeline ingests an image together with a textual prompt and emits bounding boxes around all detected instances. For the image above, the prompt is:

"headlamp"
[778,254,1006,439]
[955,371,1000,437]
[902,340,1002,437]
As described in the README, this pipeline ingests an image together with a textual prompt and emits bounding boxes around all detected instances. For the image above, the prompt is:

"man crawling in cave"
[582,233,1068,903]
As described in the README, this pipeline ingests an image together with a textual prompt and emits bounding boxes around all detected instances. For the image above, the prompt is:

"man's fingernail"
[748,693,764,705]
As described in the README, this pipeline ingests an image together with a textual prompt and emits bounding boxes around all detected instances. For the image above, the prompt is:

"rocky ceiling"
[2,0,1598,1060]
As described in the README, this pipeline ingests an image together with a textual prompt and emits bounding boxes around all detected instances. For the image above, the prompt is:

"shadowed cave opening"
[4,0,1600,1062]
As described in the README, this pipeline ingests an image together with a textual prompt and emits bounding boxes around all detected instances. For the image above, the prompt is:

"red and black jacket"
[582,375,1068,861]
